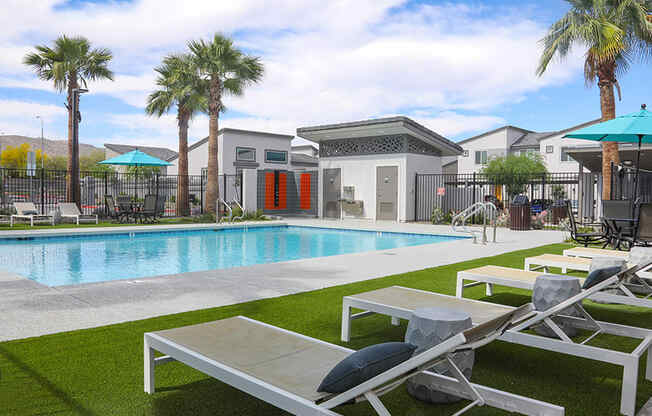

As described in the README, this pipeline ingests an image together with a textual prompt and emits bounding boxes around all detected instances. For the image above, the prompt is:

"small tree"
[481,153,547,199]
[0,143,48,169]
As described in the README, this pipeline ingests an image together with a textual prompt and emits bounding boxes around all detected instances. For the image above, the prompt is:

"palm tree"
[23,35,113,204]
[537,0,652,199]
[188,34,264,214]
[146,54,207,217]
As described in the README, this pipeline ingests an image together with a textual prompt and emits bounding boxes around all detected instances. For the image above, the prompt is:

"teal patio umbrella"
[564,104,652,202]
[99,149,171,199]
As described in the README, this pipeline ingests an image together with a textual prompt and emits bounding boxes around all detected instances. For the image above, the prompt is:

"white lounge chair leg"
[391,317,400,326]
[647,340,652,381]
[562,267,567,273]
[456,275,463,298]
[621,358,638,416]
[364,392,391,416]
[524,261,531,271]
[144,337,155,394]
[341,302,352,342]
[485,283,493,296]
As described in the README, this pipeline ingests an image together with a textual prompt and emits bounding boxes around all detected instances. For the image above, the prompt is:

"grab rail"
[230,199,244,221]
[216,198,232,223]
[452,202,498,244]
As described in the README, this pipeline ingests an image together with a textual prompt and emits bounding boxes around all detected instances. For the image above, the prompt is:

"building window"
[463,150,469,157]
[265,150,288,164]
[546,145,554,154]
[561,148,574,162]
[474,150,487,165]
[201,167,208,177]
[236,147,256,162]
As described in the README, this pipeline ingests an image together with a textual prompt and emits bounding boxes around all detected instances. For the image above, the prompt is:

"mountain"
[0,135,104,158]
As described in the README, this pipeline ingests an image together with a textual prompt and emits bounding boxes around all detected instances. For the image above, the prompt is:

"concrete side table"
[405,307,474,404]
[532,274,581,338]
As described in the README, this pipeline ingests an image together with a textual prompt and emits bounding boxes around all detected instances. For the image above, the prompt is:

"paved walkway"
[0,220,567,341]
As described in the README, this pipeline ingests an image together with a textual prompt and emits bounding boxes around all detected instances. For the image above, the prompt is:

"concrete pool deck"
[0,219,567,341]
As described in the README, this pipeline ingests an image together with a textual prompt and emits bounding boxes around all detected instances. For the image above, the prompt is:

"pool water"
[0,226,465,286]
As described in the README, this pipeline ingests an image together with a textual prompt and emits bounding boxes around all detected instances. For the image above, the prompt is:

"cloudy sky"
[0,0,650,151]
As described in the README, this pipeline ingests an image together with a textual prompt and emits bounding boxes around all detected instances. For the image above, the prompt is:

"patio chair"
[565,201,606,247]
[104,196,128,223]
[602,200,637,250]
[341,263,652,416]
[145,311,565,416]
[631,202,652,247]
[10,202,54,227]
[139,195,158,223]
[58,202,98,225]
[456,264,652,309]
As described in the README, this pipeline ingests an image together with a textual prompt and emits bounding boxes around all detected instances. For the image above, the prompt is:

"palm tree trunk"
[598,62,619,200]
[205,77,221,215]
[65,76,79,203]
[177,110,190,217]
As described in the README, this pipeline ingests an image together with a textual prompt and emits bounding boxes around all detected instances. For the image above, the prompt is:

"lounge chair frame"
[10,202,54,227]
[145,314,563,416]
[456,265,652,308]
[341,267,652,416]
[58,202,98,225]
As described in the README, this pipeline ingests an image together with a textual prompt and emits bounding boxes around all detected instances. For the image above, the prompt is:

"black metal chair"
[631,203,652,247]
[139,195,158,223]
[602,200,637,250]
[105,195,127,223]
[566,200,606,247]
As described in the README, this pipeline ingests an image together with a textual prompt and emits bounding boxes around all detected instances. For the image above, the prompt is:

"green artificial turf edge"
[1,242,650,415]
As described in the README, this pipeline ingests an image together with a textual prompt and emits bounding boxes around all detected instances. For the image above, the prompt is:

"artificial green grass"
[1,243,650,415]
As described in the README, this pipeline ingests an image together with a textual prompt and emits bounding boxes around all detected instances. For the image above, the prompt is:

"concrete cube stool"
[532,274,581,337]
[404,307,474,404]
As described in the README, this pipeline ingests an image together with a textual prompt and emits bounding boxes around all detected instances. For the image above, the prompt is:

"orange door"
[265,172,275,210]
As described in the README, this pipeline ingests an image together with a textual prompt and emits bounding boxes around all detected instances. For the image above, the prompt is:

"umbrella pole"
[634,136,642,206]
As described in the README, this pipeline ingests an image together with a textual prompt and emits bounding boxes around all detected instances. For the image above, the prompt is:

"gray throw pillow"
[582,266,622,290]
[317,342,416,393]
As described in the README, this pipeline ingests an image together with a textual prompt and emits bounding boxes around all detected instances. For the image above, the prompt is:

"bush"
[431,208,445,224]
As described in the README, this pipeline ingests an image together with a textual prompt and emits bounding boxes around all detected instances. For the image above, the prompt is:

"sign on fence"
[437,187,445,196]
[26,151,36,177]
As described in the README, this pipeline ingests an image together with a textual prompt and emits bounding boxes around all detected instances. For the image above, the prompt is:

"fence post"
[414,173,418,222]
[610,161,614,200]
[156,173,160,214]
[472,172,476,224]
[40,168,45,213]
[200,175,204,214]
[542,173,546,203]
[223,174,227,202]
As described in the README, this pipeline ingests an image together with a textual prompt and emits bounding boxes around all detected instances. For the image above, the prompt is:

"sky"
[0,0,650,152]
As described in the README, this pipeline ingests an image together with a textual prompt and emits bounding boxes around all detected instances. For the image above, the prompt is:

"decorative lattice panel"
[406,136,440,156]
[320,134,441,157]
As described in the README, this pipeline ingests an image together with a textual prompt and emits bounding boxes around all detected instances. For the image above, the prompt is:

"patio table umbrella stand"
[564,104,652,205]
[98,149,172,215]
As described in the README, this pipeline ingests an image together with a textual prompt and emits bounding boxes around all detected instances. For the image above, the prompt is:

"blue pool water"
[0,226,465,286]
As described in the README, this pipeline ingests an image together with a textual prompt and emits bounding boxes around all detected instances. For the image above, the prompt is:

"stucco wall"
[457,129,508,174]
[539,133,592,173]
[168,130,294,176]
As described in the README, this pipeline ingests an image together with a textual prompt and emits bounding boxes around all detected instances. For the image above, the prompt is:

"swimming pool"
[0,225,465,286]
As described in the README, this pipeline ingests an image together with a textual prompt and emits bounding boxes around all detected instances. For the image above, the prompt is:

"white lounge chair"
[58,202,98,225]
[456,265,652,308]
[144,314,564,416]
[10,202,54,227]
[341,264,652,416]
[562,246,629,261]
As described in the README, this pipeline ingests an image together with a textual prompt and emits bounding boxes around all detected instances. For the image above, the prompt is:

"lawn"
[1,243,650,415]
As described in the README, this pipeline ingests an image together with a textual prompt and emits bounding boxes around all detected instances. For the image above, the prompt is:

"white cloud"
[0,1,585,147]
[0,99,66,137]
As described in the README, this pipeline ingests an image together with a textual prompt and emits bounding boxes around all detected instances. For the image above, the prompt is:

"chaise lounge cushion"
[21,210,38,215]
[582,266,622,289]
[317,342,416,393]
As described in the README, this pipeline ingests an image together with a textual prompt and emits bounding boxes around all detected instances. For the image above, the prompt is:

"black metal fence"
[415,172,599,221]
[0,168,241,217]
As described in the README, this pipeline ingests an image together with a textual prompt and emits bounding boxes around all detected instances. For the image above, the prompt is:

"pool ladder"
[451,202,498,244]
[216,198,244,223]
